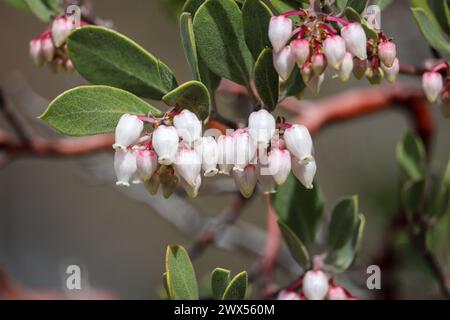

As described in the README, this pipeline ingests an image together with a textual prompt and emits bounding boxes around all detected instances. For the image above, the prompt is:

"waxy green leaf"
[396,131,426,181]
[278,220,310,269]
[221,271,248,300]
[254,48,279,110]
[242,0,273,60]
[211,268,231,300]
[328,196,358,251]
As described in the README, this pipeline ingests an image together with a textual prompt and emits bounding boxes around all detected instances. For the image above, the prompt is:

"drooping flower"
[152,125,179,165]
[283,124,313,164]
[51,16,75,47]
[217,135,234,175]
[323,35,346,69]
[233,129,257,172]
[339,52,354,82]
[41,35,55,62]
[268,16,293,53]
[382,57,399,84]
[195,136,219,177]
[302,270,329,300]
[291,156,316,189]
[311,53,327,76]
[248,109,276,148]
[422,71,443,103]
[341,22,367,60]
[291,39,310,67]
[113,114,144,151]
[114,149,137,187]
[173,109,202,147]
[136,149,158,181]
[268,148,291,185]
[29,39,44,66]
[378,40,397,68]
[273,45,295,81]
[233,165,257,198]
[174,147,202,187]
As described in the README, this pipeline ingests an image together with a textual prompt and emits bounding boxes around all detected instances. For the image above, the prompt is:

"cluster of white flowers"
[277,270,356,300]
[29,16,85,73]
[112,109,316,198]
[422,63,450,115]
[269,11,398,94]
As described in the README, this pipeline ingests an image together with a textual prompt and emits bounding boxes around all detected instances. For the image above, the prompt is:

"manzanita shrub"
[4,0,450,300]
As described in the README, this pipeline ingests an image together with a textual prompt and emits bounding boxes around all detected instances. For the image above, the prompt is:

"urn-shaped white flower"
[382,58,399,84]
[152,125,179,165]
[174,147,202,187]
[113,114,144,151]
[29,39,44,66]
[114,149,138,187]
[41,36,55,62]
[283,124,313,164]
[268,148,291,185]
[136,149,158,181]
[323,35,346,69]
[233,129,257,172]
[195,136,219,177]
[233,165,257,198]
[51,17,74,47]
[303,270,329,300]
[217,135,234,175]
[378,40,396,68]
[339,52,354,82]
[173,109,202,146]
[422,71,443,103]
[268,16,293,53]
[248,109,276,148]
[292,157,316,189]
[273,45,295,81]
[341,22,367,60]
[291,39,310,67]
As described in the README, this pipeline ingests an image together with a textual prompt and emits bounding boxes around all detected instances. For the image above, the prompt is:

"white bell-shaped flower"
[283,124,313,164]
[113,114,144,151]
[29,39,44,66]
[233,165,257,198]
[174,147,202,187]
[268,148,291,185]
[195,136,219,177]
[291,39,310,67]
[41,36,55,62]
[273,45,295,81]
[152,125,179,165]
[382,58,399,84]
[51,17,74,47]
[114,149,137,187]
[422,71,443,103]
[378,40,396,68]
[292,156,316,189]
[341,22,367,60]
[233,129,257,172]
[311,53,327,76]
[323,35,346,69]
[339,52,354,82]
[268,16,293,53]
[173,109,202,146]
[217,135,234,175]
[136,149,158,181]
[302,270,329,300]
[248,109,276,148]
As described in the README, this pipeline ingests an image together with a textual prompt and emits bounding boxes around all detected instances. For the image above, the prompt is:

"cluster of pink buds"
[29,16,86,73]
[112,109,316,199]
[269,10,398,93]
[277,270,357,300]
[422,62,450,115]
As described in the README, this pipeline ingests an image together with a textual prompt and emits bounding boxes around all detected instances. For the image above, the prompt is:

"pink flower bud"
[353,57,367,79]
[41,35,55,62]
[29,39,44,66]
[277,290,301,300]
[292,156,316,189]
[284,124,313,164]
[273,45,295,81]
[311,53,327,76]
[268,148,291,185]
[248,109,276,147]
[306,74,325,95]
[341,22,367,60]
[136,150,158,181]
[217,135,234,175]
[291,39,310,67]
[173,109,202,146]
[382,57,399,84]
[327,286,348,300]
[195,136,219,177]
[233,129,257,172]
[268,16,293,53]
[114,149,137,187]
[378,40,396,68]
[174,147,202,187]
[323,35,346,69]
[422,71,443,103]
[339,52,353,82]
[152,125,179,165]
[112,114,144,151]
[51,16,75,47]
[233,165,257,198]
[303,270,329,300]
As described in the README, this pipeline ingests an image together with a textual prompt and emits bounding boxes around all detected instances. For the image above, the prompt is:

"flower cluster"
[29,16,86,73]
[269,10,398,93]
[277,270,357,300]
[112,109,316,199]
[422,62,450,115]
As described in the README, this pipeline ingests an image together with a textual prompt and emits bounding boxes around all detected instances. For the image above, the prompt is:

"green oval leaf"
[278,220,310,269]
[254,48,279,110]
[165,245,199,300]
[221,271,248,300]
[328,196,358,251]
[39,86,161,136]
[211,268,230,300]
[193,0,253,86]
[411,7,450,54]
[242,0,273,60]
[401,178,426,221]
[396,131,426,181]
[68,26,178,100]
[24,0,60,22]
[162,81,211,121]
